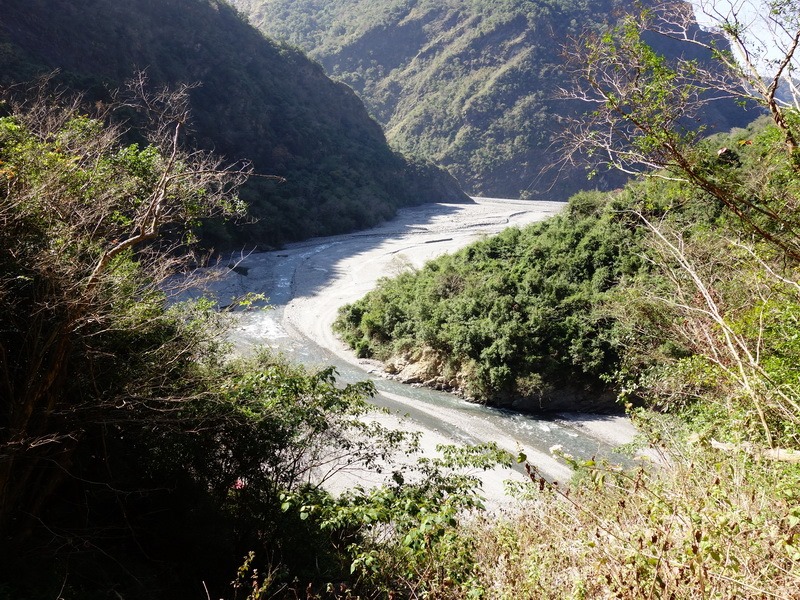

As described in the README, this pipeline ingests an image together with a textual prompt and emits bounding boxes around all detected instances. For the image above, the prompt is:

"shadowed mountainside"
[0,0,468,249]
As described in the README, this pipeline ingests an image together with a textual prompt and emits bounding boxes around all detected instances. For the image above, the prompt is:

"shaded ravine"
[205,198,642,499]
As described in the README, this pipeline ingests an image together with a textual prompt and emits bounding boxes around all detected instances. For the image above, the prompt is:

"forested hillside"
[233,0,751,199]
[325,4,800,593]
[0,0,467,249]
[4,0,800,598]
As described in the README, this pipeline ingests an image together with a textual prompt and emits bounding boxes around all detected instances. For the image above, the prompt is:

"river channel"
[195,198,641,500]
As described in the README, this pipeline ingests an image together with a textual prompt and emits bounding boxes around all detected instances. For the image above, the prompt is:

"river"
[194,197,642,502]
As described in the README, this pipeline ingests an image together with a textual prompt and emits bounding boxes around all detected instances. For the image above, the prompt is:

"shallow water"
[203,199,641,490]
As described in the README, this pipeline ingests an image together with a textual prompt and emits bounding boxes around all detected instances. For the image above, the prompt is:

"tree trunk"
[0,317,74,543]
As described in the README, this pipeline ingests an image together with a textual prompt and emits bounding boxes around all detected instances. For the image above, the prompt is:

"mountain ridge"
[0,0,468,249]
[234,0,753,199]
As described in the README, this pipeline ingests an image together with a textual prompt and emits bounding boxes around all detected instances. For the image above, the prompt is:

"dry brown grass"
[467,440,800,599]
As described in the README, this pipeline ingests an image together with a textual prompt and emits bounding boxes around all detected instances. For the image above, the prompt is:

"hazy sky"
[690,0,797,71]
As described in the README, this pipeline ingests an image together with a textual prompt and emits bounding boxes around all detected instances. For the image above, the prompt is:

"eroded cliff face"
[377,346,618,414]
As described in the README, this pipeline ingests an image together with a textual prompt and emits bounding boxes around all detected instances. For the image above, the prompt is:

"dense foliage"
[0,83,514,600]
[0,0,467,250]
[0,90,363,597]
[336,190,643,410]
[234,0,750,199]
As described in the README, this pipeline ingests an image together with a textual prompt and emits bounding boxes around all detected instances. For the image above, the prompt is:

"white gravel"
[189,198,646,506]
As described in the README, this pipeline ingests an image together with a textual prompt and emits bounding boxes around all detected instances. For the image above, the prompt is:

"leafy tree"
[656,0,800,151]
[0,75,255,544]
[559,2,800,259]
[301,443,512,599]
[558,2,800,447]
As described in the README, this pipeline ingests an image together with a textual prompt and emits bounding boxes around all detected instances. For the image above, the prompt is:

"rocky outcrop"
[379,347,620,414]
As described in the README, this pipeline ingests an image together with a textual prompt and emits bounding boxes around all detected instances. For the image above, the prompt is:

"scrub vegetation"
[3,0,800,598]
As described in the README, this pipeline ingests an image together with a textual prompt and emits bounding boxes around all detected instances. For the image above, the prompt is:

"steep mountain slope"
[0,0,467,248]
[233,0,751,199]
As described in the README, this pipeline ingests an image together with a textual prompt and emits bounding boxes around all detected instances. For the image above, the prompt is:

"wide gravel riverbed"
[189,198,644,504]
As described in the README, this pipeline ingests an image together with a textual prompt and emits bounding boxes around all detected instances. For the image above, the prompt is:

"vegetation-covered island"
[2,0,800,598]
